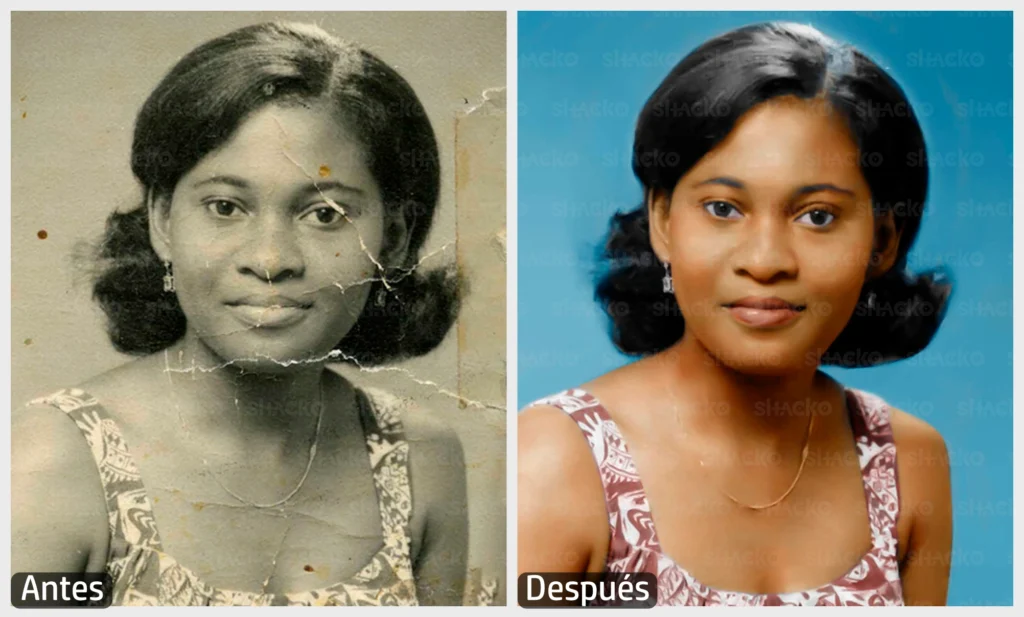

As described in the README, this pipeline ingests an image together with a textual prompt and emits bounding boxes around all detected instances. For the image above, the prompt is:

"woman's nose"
[237,218,305,283]
[732,218,799,283]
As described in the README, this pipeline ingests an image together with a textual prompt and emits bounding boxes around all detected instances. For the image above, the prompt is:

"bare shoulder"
[518,402,595,471]
[12,401,100,473]
[518,401,603,505]
[580,358,647,397]
[75,355,166,414]
[887,403,953,596]
[361,388,466,512]
[888,404,951,494]
[11,402,110,572]
[889,406,950,465]
[396,398,466,492]
[13,365,144,466]
[517,369,640,478]
[19,357,168,439]
[361,388,468,574]
[577,355,666,420]
[887,405,952,540]
[518,401,608,572]
[12,357,165,573]
[363,387,463,451]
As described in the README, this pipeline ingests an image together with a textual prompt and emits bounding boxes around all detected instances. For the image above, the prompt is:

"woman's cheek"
[674,244,724,307]
[800,287,857,355]
[172,212,240,264]
[320,241,379,282]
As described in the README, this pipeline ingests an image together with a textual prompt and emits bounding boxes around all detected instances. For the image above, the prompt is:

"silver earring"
[866,291,876,310]
[163,260,175,293]
[662,262,674,294]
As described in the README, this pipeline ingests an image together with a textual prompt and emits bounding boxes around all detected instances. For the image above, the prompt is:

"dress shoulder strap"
[527,389,664,556]
[28,388,164,550]
[355,388,415,576]
[845,388,901,555]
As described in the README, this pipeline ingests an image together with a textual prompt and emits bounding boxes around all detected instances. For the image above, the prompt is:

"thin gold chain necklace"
[700,409,816,511]
[169,370,325,509]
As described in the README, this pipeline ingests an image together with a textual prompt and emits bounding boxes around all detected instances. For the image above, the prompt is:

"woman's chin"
[701,346,811,377]
[728,361,802,378]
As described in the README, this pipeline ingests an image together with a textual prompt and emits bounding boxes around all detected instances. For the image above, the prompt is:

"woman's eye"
[703,200,742,219]
[302,205,345,226]
[205,200,244,218]
[796,209,836,228]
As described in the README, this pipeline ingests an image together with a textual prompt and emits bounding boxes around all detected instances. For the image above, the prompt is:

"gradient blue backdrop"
[518,11,1012,606]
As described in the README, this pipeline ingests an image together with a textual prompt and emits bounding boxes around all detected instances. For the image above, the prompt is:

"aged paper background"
[11,11,506,604]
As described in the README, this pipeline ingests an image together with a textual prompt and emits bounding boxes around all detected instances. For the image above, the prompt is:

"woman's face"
[151,103,393,372]
[650,96,896,375]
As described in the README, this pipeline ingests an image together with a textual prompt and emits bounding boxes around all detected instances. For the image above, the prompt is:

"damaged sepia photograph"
[10,11,506,606]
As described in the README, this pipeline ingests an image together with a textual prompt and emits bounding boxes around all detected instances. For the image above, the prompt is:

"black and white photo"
[11,11,506,607]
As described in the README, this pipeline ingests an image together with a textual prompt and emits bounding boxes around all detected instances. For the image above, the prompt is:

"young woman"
[12,22,475,606]
[519,22,953,606]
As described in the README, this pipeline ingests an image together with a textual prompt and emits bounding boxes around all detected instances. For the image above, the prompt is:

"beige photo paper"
[11,11,506,607]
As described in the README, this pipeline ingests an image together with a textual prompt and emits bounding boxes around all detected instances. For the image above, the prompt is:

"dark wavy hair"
[596,21,952,367]
[91,21,459,365]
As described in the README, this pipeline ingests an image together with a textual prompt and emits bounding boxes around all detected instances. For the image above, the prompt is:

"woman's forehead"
[185,104,376,193]
[685,98,866,191]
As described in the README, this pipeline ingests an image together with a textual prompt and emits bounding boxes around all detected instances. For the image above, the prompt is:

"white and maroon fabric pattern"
[528,387,903,606]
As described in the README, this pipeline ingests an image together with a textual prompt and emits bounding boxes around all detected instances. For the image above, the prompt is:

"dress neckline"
[569,386,896,601]
[33,386,416,605]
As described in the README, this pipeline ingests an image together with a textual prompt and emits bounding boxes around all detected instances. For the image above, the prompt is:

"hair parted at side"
[92,21,459,366]
[596,21,952,368]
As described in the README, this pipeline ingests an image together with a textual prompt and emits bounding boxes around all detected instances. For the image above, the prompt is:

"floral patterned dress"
[31,386,495,606]
[527,387,903,606]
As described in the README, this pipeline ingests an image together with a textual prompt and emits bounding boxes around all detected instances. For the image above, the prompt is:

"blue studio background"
[518,11,1011,605]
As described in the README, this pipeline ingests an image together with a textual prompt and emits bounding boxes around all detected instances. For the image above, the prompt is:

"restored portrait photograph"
[518,11,1011,606]
[11,11,506,606]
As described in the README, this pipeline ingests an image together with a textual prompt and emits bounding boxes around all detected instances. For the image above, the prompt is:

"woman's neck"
[657,333,844,452]
[159,336,347,459]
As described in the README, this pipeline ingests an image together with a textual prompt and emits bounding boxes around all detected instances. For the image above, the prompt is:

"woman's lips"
[226,304,310,329]
[726,305,801,328]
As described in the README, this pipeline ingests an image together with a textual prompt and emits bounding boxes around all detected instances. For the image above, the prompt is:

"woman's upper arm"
[406,410,469,605]
[892,409,953,606]
[11,405,110,574]
[518,405,607,576]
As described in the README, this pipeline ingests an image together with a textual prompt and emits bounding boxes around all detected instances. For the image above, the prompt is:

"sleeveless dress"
[29,386,460,606]
[527,386,903,606]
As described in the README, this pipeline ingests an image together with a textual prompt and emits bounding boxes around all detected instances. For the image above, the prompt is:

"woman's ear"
[147,190,174,263]
[868,207,902,278]
[647,188,673,263]
[381,213,412,269]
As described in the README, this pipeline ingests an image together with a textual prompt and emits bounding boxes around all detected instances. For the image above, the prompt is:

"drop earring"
[662,261,674,294]
[866,291,876,310]
[163,260,175,293]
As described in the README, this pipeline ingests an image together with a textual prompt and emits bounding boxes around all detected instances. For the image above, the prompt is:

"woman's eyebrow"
[793,183,855,197]
[694,176,746,190]
[289,181,367,216]
[299,180,366,198]
[192,176,366,198]
[693,176,855,198]
[192,174,249,190]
